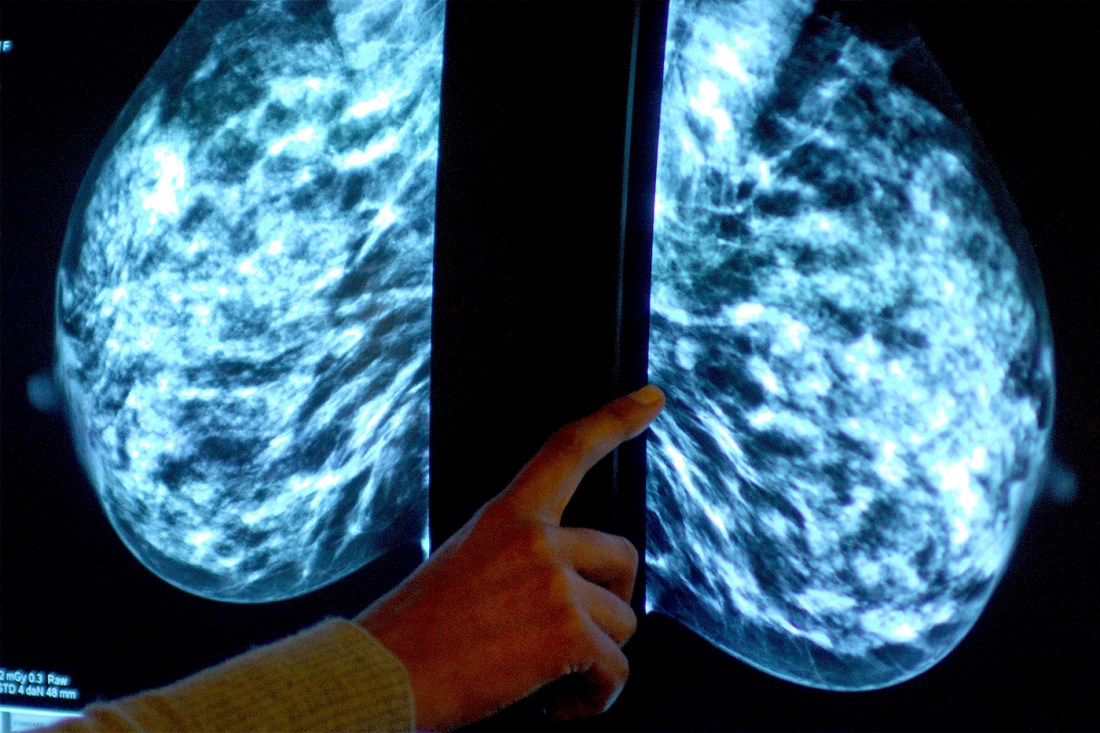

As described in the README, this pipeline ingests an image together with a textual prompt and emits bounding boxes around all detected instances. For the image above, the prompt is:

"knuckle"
[475,498,505,526]
[512,521,555,560]
[609,647,630,684]
[622,606,639,640]
[541,565,575,605]
[600,652,630,711]
[558,617,595,661]
[477,495,518,528]
[543,582,590,649]
[618,535,639,567]
[545,424,593,462]
[604,398,636,423]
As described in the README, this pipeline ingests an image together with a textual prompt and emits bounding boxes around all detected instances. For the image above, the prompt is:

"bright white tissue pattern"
[55,0,443,602]
[646,0,1054,689]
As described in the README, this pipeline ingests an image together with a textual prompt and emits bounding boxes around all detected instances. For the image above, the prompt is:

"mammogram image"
[646,0,1053,689]
[55,0,443,602]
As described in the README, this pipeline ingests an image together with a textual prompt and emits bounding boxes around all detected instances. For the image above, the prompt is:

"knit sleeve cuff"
[68,619,414,733]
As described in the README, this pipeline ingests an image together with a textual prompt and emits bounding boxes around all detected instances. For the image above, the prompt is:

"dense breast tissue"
[55,0,443,602]
[646,0,1054,688]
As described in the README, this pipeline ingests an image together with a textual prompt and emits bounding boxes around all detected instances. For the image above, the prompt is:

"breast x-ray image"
[54,0,443,602]
[645,0,1052,690]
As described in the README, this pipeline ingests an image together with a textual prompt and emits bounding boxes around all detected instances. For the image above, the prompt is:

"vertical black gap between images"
[430,1,648,553]
[617,0,669,618]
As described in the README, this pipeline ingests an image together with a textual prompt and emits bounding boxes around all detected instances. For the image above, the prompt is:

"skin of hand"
[355,385,666,731]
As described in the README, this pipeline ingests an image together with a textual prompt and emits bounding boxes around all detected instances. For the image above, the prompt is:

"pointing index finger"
[503,385,665,523]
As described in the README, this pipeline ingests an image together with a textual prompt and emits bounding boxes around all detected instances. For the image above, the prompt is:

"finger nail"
[627,384,664,405]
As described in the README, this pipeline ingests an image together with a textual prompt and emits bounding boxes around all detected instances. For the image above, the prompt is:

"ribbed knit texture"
[45,619,414,732]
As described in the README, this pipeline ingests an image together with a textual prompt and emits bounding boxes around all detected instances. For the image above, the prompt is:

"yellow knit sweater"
[44,620,414,732]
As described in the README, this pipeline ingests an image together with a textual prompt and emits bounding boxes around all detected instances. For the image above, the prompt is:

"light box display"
[47,0,1058,693]
[54,0,444,603]
[645,0,1054,689]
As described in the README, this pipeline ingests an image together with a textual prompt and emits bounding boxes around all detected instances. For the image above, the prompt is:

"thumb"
[501,385,665,523]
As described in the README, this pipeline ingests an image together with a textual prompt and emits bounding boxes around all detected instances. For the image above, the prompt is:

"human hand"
[355,385,665,731]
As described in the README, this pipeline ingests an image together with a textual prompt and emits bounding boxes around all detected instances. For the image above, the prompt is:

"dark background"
[1,2,1096,730]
